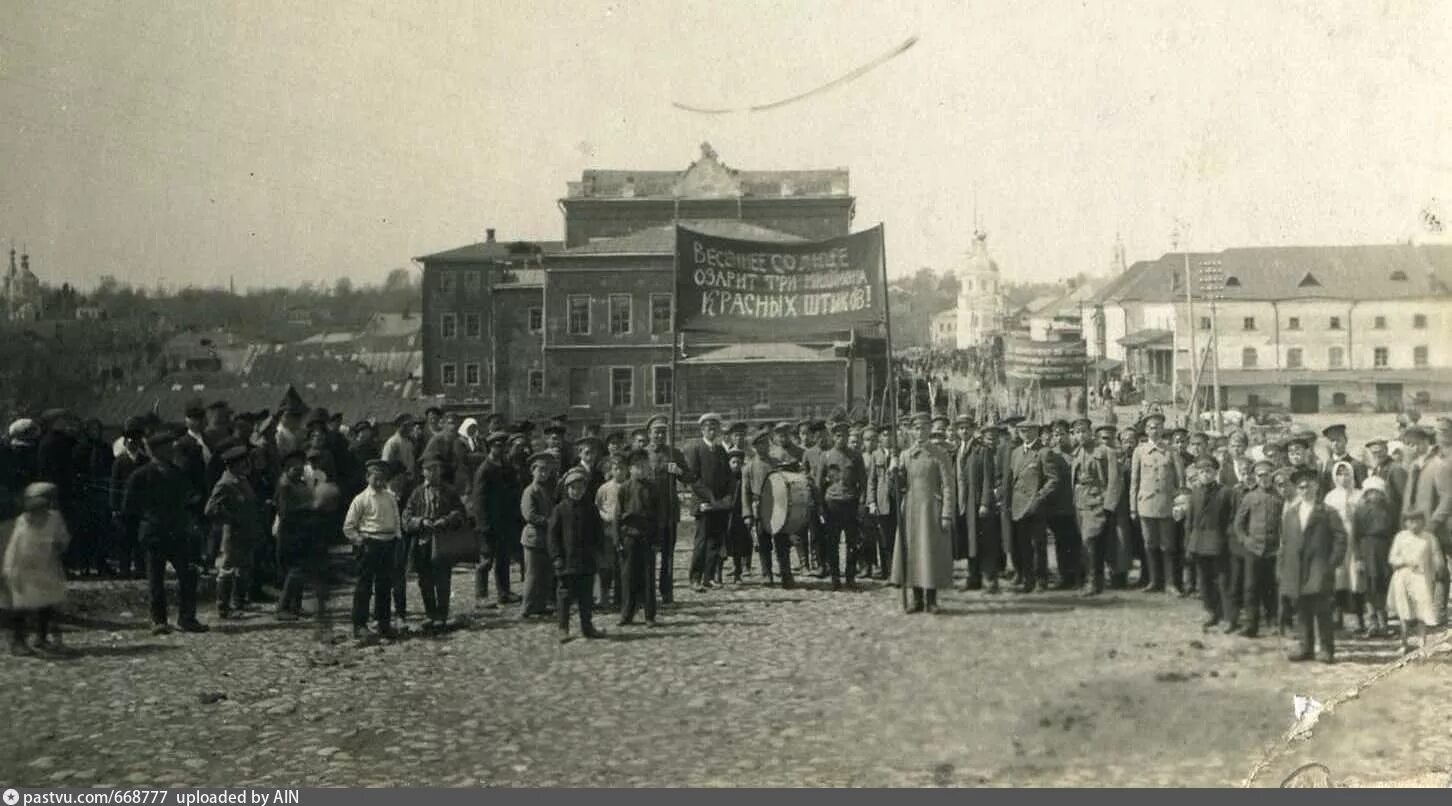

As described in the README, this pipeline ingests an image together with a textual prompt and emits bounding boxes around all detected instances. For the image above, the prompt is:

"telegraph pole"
[1198,259,1225,433]
[1172,223,1197,424]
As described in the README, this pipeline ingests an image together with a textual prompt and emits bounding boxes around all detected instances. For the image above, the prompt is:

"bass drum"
[758,470,811,537]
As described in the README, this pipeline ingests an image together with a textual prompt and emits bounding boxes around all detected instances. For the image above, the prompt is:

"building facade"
[930,308,957,347]
[418,146,888,426]
[955,230,1004,349]
[1096,244,1452,413]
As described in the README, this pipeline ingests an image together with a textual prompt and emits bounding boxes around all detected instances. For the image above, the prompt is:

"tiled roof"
[563,220,806,256]
[679,342,837,364]
[416,240,565,263]
[1096,244,1452,303]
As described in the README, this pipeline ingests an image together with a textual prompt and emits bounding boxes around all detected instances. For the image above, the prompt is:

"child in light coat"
[2,483,71,656]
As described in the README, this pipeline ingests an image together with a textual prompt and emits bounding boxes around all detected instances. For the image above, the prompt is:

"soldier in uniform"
[962,422,1002,593]
[1130,412,1181,594]
[1072,419,1121,596]
[1113,424,1145,589]
[890,413,956,613]
[1045,420,1082,590]
[122,430,208,635]
[205,445,266,619]
[1185,457,1237,630]
[1234,460,1282,637]
[470,430,524,607]
[1004,421,1059,593]
[814,420,868,589]
[864,423,897,581]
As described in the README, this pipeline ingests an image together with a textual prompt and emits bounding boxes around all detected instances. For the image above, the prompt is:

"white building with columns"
[955,230,1004,349]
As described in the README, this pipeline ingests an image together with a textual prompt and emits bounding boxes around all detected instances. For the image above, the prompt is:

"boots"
[277,574,304,620]
[217,577,237,619]
[908,587,925,613]
[924,589,939,614]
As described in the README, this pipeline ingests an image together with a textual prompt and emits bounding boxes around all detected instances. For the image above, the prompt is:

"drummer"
[767,421,811,573]
[741,425,789,587]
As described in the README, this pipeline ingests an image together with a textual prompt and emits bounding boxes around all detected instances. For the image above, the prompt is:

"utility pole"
[1173,223,1197,426]
[1198,259,1225,433]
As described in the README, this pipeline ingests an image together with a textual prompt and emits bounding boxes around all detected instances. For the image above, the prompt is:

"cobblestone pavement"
[0,541,1424,788]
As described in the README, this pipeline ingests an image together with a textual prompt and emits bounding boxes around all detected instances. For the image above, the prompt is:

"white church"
[954,229,1006,350]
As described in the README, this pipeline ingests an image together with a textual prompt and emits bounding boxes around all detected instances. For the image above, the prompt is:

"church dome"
[960,230,998,276]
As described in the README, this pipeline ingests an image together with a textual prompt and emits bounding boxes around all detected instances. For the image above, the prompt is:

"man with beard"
[1072,419,1121,596]
[1004,422,1059,593]
[961,421,1002,593]
[471,430,525,608]
[1130,412,1181,594]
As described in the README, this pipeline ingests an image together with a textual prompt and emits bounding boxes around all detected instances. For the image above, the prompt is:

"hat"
[752,425,774,445]
[1141,412,1166,425]
[1364,437,1388,448]
[697,412,723,426]
[829,420,850,435]
[306,408,330,428]
[726,421,748,435]
[1362,476,1387,493]
[1188,431,1208,444]
[425,406,443,418]
[772,421,794,433]
[508,433,529,448]
[1290,467,1319,485]
[1192,457,1218,472]
[528,451,557,468]
[931,415,950,426]
[1094,422,1116,435]
[1000,415,1026,427]
[1436,416,1452,432]
[184,398,206,418]
[393,413,415,427]
[561,467,589,488]
[1263,437,1286,452]
[953,414,975,428]
[204,400,228,412]
[645,414,670,431]
[1252,460,1274,472]
[627,428,646,440]
[329,411,344,423]
[605,430,627,444]
[221,445,250,465]
[364,458,392,476]
[485,430,510,446]
[1050,418,1071,432]
[1015,421,1043,431]
[726,447,746,459]
[22,481,57,501]
[1403,508,1427,524]
[862,423,880,436]
[575,436,604,454]
[543,423,567,436]
[122,416,148,439]
[420,456,444,470]
[146,430,177,449]
[1402,425,1434,443]
[306,447,325,460]
[353,420,374,433]
[1321,424,1348,440]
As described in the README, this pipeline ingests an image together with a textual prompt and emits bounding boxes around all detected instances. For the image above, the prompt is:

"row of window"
[565,293,673,336]
[1240,345,1429,369]
[438,295,675,340]
[434,271,482,295]
[438,364,685,408]
[438,362,484,387]
[1206,314,1430,332]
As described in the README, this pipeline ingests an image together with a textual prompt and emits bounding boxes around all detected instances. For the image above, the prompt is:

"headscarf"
[7,418,39,444]
[1322,460,1360,529]
[459,418,479,452]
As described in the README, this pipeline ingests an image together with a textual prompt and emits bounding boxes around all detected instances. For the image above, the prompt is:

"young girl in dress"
[2,482,71,657]
[1387,509,1445,654]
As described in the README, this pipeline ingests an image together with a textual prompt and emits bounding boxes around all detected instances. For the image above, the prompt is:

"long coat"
[959,444,995,558]
[1130,442,1180,519]
[1277,501,1348,599]
[1006,442,1059,522]
[546,495,602,575]
[1072,444,1121,537]
[889,441,956,590]
[0,509,71,610]
[1403,453,1452,540]
[1185,482,1236,557]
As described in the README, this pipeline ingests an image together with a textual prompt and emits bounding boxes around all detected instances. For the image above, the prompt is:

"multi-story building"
[1094,243,1452,413]
[930,308,957,348]
[417,145,888,426]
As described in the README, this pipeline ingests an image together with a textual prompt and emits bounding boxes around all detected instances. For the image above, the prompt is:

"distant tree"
[334,277,353,297]
[383,268,414,293]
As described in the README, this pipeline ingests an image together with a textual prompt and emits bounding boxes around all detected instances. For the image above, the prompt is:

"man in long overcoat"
[1278,467,1347,663]
[890,413,955,613]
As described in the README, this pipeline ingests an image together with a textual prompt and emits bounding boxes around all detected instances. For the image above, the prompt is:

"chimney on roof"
[486,229,496,243]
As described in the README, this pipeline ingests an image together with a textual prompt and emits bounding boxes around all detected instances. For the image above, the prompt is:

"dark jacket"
[204,469,266,547]
[1006,442,1060,522]
[471,456,524,537]
[1277,501,1348,599]
[1185,482,1236,557]
[1234,487,1283,558]
[403,482,466,540]
[122,460,199,547]
[616,477,658,545]
[110,450,150,514]
[681,438,732,513]
[546,495,602,575]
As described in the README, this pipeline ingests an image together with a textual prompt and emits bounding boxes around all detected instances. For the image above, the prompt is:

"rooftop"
[562,220,806,256]
[416,238,565,264]
[564,144,849,201]
[679,342,839,365]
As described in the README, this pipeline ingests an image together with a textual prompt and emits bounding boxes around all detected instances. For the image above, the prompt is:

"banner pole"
[671,233,681,447]
[876,225,906,612]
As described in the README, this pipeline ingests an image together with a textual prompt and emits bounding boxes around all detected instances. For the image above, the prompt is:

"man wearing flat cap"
[742,425,792,587]
[1399,424,1452,617]
[644,414,694,603]
[470,430,525,607]
[1003,421,1060,593]
[204,444,266,618]
[1072,420,1123,596]
[109,417,153,579]
[862,423,896,580]
[960,421,1003,592]
[122,429,208,634]
[1365,437,1407,521]
[1234,459,1284,638]
[1278,466,1348,664]
[814,419,868,589]
[520,451,561,618]
[682,413,733,592]
[891,413,956,612]
[1317,424,1365,494]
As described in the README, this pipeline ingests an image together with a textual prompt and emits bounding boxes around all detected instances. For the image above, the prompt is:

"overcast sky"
[1,0,1448,291]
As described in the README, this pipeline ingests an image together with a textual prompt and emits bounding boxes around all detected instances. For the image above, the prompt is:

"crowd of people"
[0,395,1448,660]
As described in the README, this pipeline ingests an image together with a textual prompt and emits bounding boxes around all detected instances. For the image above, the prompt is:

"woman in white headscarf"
[2,482,71,656]
[1323,460,1366,633]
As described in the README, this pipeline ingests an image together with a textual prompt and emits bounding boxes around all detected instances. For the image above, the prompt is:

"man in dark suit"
[123,430,209,635]
[109,416,152,579]
[1004,422,1059,593]
[1278,468,1347,664]
[1318,424,1366,493]
[645,414,694,604]
[683,413,732,593]
[962,423,1002,593]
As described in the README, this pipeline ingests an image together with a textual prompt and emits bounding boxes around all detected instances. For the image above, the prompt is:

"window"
[567,295,591,335]
[1373,315,1386,330]
[650,294,673,335]
[1328,316,1342,330]
[566,367,589,406]
[528,307,543,334]
[437,271,455,294]
[1373,347,1389,368]
[1287,317,1301,331]
[1241,347,1257,368]
[652,365,673,406]
[1328,346,1344,369]
[441,363,457,386]
[1287,348,1303,369]
[440,313,457,340]
[1414,346,1429,367]
[464,313,481,339]
[463,272,481,294]
[1331,392,1347,407]
[1199,316,1211,331]
[464,363,481,386]
[528,369,544,397]
[610,367,634,407]
[1298,272,1321,288]
[1390,270,1408,282]
[753,379,770,406]
[1242,317,1256,331]
[1225,276,1241,287]
[609,294,632,335]
[1414,313,1427,329]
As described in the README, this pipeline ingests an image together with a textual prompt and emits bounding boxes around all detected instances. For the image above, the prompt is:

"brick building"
[417,145,889,427]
